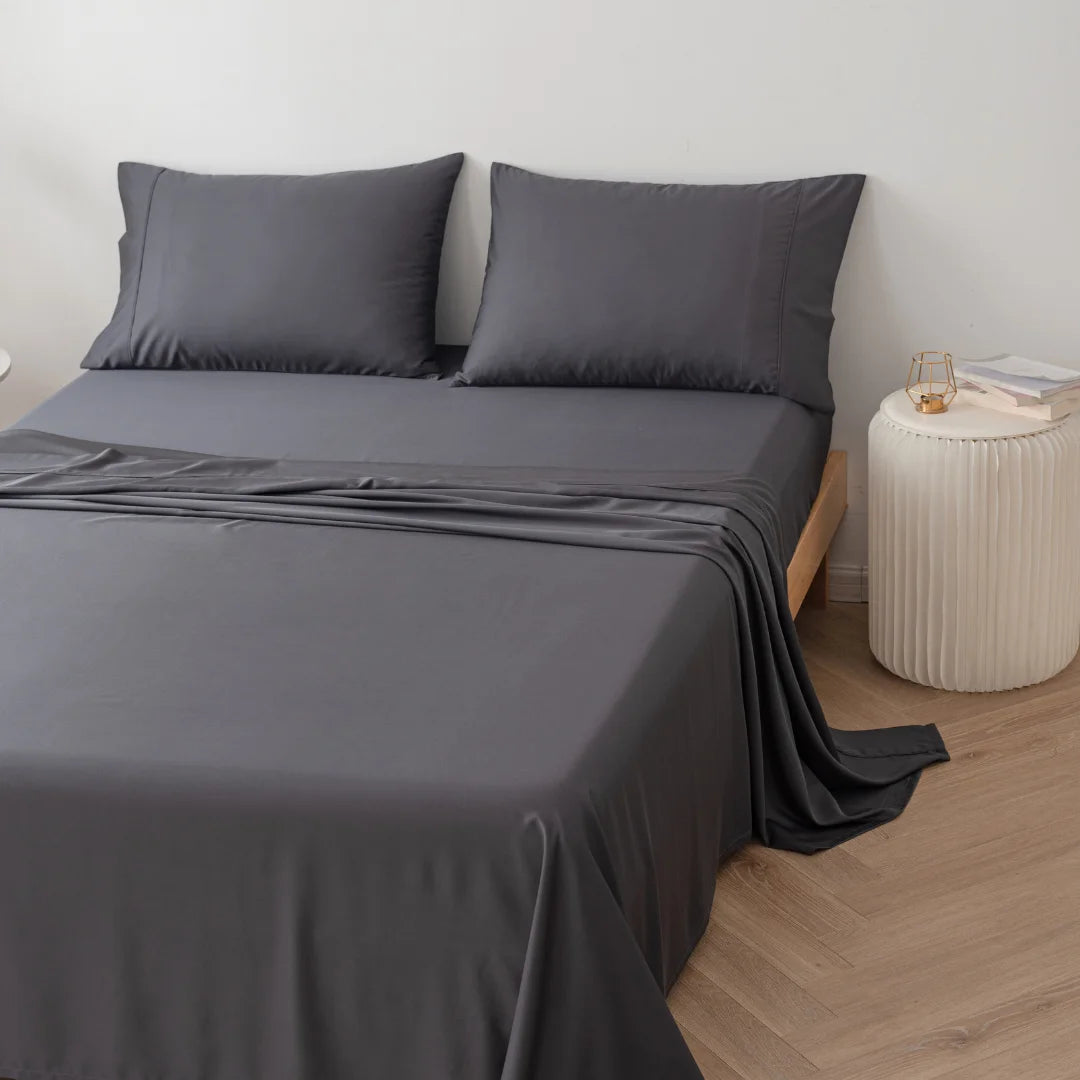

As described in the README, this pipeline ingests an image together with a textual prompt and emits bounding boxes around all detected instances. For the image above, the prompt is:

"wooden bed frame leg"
[806,551,829,608]
[787,451,847,619]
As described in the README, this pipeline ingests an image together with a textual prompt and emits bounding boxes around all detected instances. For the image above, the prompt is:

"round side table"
[869,389,1080,691]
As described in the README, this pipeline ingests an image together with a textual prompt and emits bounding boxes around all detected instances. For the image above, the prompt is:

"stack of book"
[955,355,1080,421]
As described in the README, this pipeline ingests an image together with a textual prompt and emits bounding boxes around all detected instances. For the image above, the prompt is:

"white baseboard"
[829,563,868,603]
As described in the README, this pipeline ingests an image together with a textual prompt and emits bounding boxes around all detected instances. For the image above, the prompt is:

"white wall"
[2,0,1078,565]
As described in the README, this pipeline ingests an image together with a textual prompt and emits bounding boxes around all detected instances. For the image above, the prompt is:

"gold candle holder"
[906,351,957,414]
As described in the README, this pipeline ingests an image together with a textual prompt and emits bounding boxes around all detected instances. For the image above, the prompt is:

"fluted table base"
[869,402,1080,692]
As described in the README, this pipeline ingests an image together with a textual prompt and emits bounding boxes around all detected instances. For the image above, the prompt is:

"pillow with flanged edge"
[83,154,464,377]
[456,163,865,412]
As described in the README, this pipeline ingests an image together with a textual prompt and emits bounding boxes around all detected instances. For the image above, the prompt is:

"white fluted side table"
[869,389,1080,691]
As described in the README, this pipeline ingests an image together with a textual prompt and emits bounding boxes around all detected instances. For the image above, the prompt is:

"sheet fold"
[0,428,948,852]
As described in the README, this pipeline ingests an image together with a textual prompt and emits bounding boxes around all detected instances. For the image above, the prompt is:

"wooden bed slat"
[786,450,847,618]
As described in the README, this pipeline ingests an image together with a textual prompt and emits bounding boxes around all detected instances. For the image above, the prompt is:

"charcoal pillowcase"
[458,164,865,411]
[83,154,464,377]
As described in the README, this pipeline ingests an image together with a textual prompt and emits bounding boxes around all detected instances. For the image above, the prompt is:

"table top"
[0,349,10,383]
[879,388,1067,439]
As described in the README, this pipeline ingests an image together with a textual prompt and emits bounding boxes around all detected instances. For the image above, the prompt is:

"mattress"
[0,370,945,1080]
[17,356,832,564]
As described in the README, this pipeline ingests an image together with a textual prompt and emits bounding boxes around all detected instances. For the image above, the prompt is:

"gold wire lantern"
[906,351,957,414]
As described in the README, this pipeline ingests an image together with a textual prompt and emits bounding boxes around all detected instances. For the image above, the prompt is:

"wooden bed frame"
[786,450,847,618]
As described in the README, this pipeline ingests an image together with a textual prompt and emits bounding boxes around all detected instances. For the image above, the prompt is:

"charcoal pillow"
[83,154,464,376]
[457,164,865,410]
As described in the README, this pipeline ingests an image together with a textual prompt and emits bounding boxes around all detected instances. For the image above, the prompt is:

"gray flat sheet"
[0,377,945,1080]
[18,360,831,564]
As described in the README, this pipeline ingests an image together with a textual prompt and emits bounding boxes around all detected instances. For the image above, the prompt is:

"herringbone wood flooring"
[668,601,1080,1079]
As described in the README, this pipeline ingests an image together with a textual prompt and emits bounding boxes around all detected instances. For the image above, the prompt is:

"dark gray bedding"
[0,379,946,1080]
[18,359,830,563]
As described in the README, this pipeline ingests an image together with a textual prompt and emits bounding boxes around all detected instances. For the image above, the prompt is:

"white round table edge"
[879,389,1064,440]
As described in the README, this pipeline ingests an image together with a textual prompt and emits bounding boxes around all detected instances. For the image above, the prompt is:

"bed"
[0,159,950,1080]
[0,358,946,1080]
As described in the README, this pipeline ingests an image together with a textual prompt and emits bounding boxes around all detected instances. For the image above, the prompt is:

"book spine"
[959,366,1080,401]
[959,375,1036,406]
[957,388,1074,420]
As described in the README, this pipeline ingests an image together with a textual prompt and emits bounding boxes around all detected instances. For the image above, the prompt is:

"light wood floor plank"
[717,847,866,941]
[839,820,1080,918]
[668,965,819,1080]
[669,602,1080,1080]
[935,1011,1080,1080]
[686,921,835,1036]
[675,1024,747,1080]
[709,892,853,987]
[827,840,1080,964]
[797,918,1080,1062]
[817,975,1080,1080]
[768,845,882,913]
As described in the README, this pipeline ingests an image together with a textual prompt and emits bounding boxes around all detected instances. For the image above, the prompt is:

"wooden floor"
[668,601,1080,1080]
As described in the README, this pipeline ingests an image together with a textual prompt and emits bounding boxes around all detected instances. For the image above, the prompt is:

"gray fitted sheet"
[18,361,832,564]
